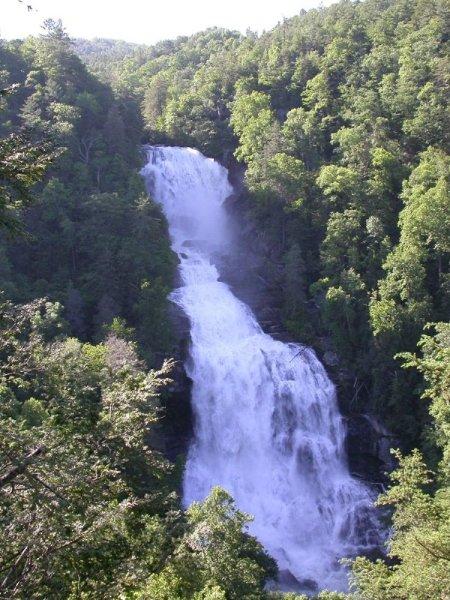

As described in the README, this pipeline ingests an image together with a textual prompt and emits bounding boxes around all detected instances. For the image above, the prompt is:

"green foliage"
[138,487,277,600]
[0,29,185,596]
[316,166,362,210]
[350,323,450,599]
[230,91,275,163]
[0,26,175,364]
[0,297,176,598]
[0,131,58,232]
[247,153,307,209]
[350,448,450,599]
[399,323,450,479]
[370,148,449,350]
[399,147,449,255]
[282,108,324,170]
[283,242,311,338]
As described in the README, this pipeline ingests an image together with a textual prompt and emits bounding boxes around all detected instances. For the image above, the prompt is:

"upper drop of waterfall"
[141,145,382,593]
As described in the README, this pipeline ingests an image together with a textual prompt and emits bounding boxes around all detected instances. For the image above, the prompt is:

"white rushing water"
[141,146,380,592]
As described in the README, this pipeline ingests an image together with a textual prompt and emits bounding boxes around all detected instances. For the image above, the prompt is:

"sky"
[2,0,336,45]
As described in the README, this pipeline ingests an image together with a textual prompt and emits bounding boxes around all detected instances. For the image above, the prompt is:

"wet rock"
[346,414,397,485]
[277,570,318,593]
[323,350,339,367]
[160,302,194,462]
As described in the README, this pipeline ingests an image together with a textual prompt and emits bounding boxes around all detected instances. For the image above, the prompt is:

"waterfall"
[141,146,381,592]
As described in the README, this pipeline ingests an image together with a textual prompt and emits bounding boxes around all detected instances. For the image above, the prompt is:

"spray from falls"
[141,146,381,592]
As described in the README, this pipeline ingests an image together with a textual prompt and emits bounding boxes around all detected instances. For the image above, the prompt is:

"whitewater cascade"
[141,146,380,592]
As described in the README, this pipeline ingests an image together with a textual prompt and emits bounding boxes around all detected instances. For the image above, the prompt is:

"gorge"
[1,2,448,596]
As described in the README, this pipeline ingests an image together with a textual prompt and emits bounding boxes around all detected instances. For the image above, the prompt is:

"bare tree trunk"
[0,446,45,489]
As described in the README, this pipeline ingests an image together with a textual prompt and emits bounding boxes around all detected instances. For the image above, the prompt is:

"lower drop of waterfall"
[141,146,382,592]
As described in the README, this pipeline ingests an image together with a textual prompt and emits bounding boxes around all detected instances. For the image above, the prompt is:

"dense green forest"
[0,0,449,598]
[0,20,175,364]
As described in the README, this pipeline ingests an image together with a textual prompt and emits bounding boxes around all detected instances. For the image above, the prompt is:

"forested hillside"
[0,0,449,598]
[0,20,175,364]
[125,0,449,450]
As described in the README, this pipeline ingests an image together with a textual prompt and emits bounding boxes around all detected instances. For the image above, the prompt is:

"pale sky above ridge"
[3,0,337,45]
